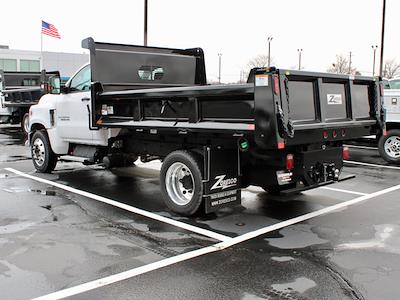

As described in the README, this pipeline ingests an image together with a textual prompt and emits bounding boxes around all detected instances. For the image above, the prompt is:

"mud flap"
[203,147,241,213]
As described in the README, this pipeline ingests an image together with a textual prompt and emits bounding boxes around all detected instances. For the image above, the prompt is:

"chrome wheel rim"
[384,136,400,159]
[32,138,46,167]
[165,162,194,206]
[23,115,29,133]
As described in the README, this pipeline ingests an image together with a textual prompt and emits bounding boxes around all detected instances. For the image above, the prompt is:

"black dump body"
[0,70,59,107]
[79,38,386,208]
[84,37,384,151]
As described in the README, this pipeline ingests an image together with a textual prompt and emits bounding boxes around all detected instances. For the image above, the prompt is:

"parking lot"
[1,124,400,300]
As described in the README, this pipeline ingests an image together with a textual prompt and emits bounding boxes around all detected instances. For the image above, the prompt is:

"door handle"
[81,97,90,102]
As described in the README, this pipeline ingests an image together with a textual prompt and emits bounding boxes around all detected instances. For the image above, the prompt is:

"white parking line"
[344,144,378,150]
[32,181,400,300]
[319,186,368,196]
[4,168,232,243]
[344,160,400,170]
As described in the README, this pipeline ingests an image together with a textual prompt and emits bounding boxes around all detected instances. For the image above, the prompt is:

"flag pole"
[40,20,43,70]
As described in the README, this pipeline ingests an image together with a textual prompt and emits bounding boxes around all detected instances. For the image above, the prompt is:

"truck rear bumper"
[280,174,355,195]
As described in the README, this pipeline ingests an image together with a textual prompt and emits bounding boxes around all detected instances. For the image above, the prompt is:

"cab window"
[70,65,91,91]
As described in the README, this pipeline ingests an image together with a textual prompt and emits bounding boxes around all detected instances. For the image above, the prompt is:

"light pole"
[348,51,353,74]
[372,45,378,76]
[267,37,273,67]
[218,53,222,83]
[297,48,303,70]
[379,0,386,77]
[144,0,148,46]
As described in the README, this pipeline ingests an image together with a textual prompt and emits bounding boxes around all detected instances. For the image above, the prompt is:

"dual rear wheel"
[160,151,204,216]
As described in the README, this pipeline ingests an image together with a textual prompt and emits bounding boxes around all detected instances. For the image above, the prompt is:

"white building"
[0,45,88,80]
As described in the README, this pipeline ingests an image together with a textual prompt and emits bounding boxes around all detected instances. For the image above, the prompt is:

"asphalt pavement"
[1,124,399,300]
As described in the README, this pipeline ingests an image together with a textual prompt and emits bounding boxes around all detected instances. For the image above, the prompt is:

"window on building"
[0,59,17,71]
[20,60,40,72]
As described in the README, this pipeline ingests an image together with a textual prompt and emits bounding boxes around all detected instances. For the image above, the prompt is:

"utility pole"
[267,36,273,67]
[372,45,378,76]
[348,51,353,74]
[218,53,222,83]
[144,0,148,46]
[297,48,303,70]
[379,0,386,77]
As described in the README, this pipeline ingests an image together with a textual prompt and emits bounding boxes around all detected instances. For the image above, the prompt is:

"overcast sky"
[1,0,398,82]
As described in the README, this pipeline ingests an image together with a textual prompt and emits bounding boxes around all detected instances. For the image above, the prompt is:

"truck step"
[59,155,93,164]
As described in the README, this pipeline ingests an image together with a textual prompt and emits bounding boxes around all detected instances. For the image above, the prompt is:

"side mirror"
[49,75,61,94]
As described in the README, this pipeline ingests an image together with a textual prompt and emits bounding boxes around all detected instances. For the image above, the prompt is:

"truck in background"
[28,38,384,216]
[378,88,400,163]
[0,70,59,134]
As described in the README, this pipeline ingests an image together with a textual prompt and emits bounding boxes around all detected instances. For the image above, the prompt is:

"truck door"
[56,65,93,143]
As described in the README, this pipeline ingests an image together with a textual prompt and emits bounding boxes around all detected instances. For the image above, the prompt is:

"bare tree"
[327,54,358,75]
[241,54,275,83]
[247,54,275,69]
[383,59,400,79]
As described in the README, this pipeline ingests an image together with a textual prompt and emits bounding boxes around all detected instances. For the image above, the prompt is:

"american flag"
[41,21,61,39]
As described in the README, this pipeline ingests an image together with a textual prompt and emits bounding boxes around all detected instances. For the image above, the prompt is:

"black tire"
[31,130,58,173]
[21,113,30,135]
[160,150,203,216]
[378,129,400,164]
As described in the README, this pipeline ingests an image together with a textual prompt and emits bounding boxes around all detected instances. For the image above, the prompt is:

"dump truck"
[28,38,385,216]
[0,70,59,133]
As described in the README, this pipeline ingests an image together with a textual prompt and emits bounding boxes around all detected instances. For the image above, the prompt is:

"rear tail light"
[333,130,338,138]
[383,128,387,136]
[323,131,329,139]
[286,154,294,170]
[343,146,350,160]
[273,75,280,95]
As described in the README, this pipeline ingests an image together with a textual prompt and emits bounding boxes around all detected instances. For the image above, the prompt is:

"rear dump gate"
[285,72,376,124]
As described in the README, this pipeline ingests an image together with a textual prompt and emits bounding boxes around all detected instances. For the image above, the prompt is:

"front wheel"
[31,130,58,173]
[378,129,400,164]
[160,150,204,216]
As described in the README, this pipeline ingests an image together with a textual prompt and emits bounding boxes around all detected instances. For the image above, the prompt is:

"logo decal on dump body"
[211,175,238,190]
[327,94,343,105]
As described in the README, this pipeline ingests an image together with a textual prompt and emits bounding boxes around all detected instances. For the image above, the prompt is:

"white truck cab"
[29,64,120,172]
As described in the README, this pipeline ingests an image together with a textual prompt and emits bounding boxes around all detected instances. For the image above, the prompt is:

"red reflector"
[343,146,350,160]
[248,124,255,130]
[323,131,328,139]
[286,154,294,170]
[273,75,280,95]
[278,141,285,149]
